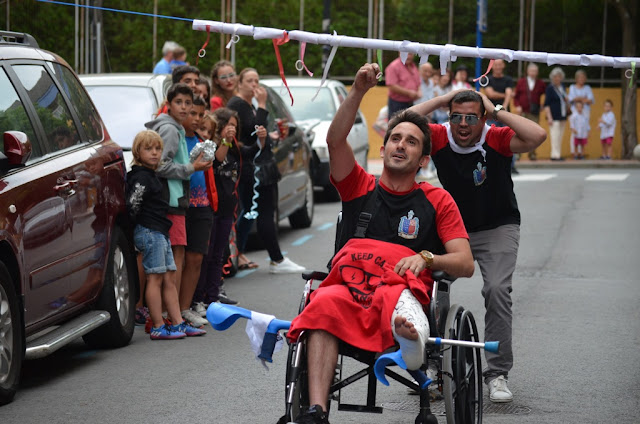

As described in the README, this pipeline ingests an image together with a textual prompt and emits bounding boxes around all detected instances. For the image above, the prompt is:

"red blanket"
[287,238,433,352]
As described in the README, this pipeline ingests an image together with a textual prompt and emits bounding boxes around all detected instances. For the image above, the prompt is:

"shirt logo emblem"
[398,210,420,239]
[473,162,487,186]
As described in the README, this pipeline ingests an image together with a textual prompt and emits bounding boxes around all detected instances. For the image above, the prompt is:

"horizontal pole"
[193,19,639,69]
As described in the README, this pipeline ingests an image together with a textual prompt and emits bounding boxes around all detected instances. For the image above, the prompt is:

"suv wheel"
[0,261,22,406]
[83,227,135,349]
[289,177,315,229]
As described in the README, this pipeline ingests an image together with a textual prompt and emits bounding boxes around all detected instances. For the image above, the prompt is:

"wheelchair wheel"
[442,305,483,424]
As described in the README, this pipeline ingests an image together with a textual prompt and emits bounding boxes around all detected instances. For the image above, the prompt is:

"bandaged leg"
[391,289,430,370]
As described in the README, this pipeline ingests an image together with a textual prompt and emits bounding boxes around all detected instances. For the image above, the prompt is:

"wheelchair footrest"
[337,403,383,414]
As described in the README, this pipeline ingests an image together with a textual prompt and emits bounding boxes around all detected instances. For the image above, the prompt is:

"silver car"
[262,78,369,200]
[79,73,172,151]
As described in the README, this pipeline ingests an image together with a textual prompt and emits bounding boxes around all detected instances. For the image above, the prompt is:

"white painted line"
[292,234,314,246]
[316,222,334,231]
[512,173,557,182]
[585,173,629,181]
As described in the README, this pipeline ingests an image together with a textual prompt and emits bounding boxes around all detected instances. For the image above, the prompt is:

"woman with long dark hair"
[227,68,305,273]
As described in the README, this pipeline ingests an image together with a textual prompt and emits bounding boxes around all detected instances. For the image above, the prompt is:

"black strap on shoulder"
[328,180,382,271]
[352,183,381,239]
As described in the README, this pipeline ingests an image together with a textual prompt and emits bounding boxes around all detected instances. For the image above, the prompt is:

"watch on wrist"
[492,104,504,121]
[419,250,434,269]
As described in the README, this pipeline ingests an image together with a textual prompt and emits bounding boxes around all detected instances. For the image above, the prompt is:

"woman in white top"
[568,70,594,156]
[451,65,472,90]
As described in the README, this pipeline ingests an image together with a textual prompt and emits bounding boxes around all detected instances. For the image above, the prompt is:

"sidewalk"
[368,157,640,176]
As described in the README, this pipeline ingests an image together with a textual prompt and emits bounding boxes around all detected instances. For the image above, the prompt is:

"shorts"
[186,206,214,254]
[573,137,588,147]
[167,214,187,246]
[601,137,613,145]
[133,225,176,274]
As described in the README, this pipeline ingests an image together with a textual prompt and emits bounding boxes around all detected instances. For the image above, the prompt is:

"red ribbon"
[272,31,294,106]
[196,25,211,67]
[473,59,495,83]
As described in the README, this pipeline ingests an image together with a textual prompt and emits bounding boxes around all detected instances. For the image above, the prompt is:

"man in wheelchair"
[286,63,475,424]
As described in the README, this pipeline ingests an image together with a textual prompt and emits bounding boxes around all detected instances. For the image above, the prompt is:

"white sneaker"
[488,375,513,403]
[192,302,208,317]
[181,309,208,327]
[269,257,306,274]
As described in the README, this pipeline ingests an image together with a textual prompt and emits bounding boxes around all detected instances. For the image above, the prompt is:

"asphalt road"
[1,169,639,424]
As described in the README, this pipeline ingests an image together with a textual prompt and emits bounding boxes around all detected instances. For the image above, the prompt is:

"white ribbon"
[245,311,284,370]
[311,31,341,102]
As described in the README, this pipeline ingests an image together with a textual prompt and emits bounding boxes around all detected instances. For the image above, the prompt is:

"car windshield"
[280,86,336,121]
[84,85,158,148]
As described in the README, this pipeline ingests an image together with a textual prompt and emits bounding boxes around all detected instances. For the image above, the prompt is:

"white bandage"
[391,289,429,370]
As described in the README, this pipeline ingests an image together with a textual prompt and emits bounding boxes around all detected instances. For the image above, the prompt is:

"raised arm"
[409,88,466,118]
[478,91,547,154]
[327,63,380,183]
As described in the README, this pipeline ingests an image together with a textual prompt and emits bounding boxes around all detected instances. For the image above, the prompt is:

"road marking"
[235,269,257,278]
[585,173,629,181]
[316,222,335,231]
[292,234,314,246]
[512,173,557,182]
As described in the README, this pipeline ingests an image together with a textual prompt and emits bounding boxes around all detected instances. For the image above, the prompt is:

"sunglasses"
[218,72,237,81]
[449,113,481,125]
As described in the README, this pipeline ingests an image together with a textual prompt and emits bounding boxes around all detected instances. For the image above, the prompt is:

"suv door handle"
[54,179,77,196]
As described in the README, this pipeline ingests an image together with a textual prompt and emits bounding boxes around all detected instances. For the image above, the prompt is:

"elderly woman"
[544,67,569,161]
[568,70,594,158]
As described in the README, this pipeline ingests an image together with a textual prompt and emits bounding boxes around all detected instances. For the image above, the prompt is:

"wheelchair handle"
[258,320,292,363]
[427,337,500,354]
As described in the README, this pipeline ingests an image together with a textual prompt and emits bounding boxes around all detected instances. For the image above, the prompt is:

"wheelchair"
[277,268,486,424]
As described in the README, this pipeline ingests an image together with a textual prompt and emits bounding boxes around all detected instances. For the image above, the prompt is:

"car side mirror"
[3,131,32,166]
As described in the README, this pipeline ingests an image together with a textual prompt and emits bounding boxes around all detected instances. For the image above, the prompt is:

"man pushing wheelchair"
[286,63,475,424]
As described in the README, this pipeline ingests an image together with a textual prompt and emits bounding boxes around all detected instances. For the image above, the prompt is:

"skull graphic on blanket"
[339,265,385,309]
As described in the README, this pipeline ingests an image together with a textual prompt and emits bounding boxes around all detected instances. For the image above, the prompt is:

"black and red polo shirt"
[430,123,520,233]
[332,163,468,255]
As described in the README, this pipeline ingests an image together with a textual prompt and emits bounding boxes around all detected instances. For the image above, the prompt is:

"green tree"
[608,0,637,159]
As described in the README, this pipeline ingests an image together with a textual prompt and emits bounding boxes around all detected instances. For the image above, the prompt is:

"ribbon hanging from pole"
[272,31,294,106]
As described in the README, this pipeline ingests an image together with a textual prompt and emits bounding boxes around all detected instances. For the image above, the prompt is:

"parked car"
[81,74,315,231]
[0,31,137,405]
[79,73,171,152]
[262,78,369,200]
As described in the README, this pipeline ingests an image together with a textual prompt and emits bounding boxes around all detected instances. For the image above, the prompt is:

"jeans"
[134,225,176,274]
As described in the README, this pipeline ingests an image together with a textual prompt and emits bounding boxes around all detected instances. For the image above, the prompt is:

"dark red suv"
[0,31,137,405]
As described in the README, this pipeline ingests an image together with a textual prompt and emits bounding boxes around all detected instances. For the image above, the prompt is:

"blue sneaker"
[173,321,207,337]
[150,324,186,340]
